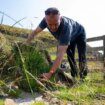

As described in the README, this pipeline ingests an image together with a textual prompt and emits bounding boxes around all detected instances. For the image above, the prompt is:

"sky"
[0,0,105,47]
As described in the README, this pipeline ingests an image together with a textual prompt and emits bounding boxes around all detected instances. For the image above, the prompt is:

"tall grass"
[12,42,51,92]
[0,11,24,27]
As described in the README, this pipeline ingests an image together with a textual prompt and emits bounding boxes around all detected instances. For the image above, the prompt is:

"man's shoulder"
[62,16,79,25]
[62,16,74,22]
[41,17,46,23]
[62,16,71,20]
[62,16,82,29]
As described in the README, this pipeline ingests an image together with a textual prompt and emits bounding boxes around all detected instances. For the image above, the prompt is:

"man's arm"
[42,45,68,79]
[49,45,68,74]
[26,26,43,43]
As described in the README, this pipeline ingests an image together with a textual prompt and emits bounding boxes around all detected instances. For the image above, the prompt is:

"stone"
[5,98,17,105]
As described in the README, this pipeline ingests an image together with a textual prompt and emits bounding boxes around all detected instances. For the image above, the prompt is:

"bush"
[12,43,51,92]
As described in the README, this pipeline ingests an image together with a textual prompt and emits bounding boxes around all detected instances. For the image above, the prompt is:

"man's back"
[39,16,85,45]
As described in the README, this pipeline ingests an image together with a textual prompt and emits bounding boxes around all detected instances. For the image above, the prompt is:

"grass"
[12,43,51,93]
[0,99,4,105]
[54,72,105,105]
[31,101,45,105]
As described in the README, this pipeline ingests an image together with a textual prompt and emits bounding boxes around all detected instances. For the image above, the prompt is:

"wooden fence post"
[103,35,105,79]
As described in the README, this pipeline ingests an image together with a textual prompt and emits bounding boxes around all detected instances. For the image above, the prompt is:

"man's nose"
[51,26,56,29]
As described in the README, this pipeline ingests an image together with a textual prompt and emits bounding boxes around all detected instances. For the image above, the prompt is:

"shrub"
[12,43,51,92]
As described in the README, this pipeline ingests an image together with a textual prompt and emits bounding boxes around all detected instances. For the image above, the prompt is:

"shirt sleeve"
[38,18,47,29]
[59,25,71,46]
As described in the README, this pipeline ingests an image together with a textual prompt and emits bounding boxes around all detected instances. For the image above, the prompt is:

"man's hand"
[41,72,53,80]
[27,26,43,43]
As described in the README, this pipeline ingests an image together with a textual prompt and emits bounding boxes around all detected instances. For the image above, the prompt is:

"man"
[26,7,88,80]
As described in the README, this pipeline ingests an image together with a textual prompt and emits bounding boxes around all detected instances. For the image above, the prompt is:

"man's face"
[45,14,61,32]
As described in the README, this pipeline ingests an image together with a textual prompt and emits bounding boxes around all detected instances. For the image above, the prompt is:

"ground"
[0,71,105,105]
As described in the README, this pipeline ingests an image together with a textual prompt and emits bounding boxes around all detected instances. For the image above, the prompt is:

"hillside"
[0,24,58,58]
[0,24,101,59]
[0,24,57,45]
[0,24,103,68]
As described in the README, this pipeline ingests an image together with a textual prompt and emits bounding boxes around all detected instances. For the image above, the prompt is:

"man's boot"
[79,62,88,79]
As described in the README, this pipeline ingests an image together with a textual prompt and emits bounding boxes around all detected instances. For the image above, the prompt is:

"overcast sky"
[0,0,105,47]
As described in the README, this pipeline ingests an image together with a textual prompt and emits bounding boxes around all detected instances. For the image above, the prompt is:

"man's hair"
[45,7,60,15]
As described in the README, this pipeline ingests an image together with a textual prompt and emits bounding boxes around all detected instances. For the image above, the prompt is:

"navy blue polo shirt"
[38,16,85,45]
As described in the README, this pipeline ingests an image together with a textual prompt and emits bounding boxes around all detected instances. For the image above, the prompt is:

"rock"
[96,93,105,100]
[35,96,43,101]
[50,97,60,105]
[5,98,17,105]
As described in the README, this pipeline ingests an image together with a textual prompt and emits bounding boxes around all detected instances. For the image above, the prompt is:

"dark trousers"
[66,31,88,78]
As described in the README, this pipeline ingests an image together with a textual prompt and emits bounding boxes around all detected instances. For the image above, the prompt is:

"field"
[0,25,105,105]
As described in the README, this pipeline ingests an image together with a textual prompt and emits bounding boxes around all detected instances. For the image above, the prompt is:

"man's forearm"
[49,45,68,74]
[26,27,43,43]
[49,54,64,74]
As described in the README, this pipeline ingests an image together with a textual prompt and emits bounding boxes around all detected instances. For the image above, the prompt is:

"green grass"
[54,72,105,105]
[31,101,45,105]
[0,99,4,105]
